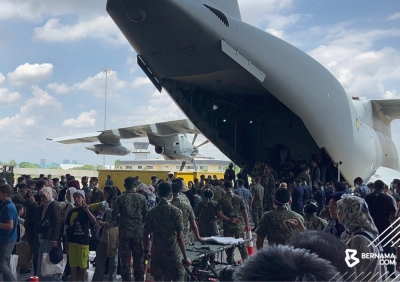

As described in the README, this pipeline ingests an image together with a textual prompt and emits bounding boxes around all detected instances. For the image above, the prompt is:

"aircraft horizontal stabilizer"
[372,99,400,120]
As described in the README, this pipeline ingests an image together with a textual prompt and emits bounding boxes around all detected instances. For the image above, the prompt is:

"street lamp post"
[102,67,111,169]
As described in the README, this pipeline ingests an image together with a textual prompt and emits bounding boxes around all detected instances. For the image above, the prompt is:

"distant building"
[133,142,150,160]
[60,163,84,170]
[63,159,69,164]
[120,159,230,172]
[40,162,61,169]
[40,159,47,165]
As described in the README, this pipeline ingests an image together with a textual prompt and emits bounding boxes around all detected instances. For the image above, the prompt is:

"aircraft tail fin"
[208,0,242,20]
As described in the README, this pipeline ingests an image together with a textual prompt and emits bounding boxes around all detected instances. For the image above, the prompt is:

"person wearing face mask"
[65,190,96,282]
[143,182,192,281]
[89,177,104,206]
[59,187,77,281]
[353,177,371,199]
[217,181,249,264]
[34,187,61,280]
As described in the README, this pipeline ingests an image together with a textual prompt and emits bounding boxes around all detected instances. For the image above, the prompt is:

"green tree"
[19,162,40,168]
[114,159,122,170]
[49,166,60,169]
[8,159,17,167]
[69,165,96,170]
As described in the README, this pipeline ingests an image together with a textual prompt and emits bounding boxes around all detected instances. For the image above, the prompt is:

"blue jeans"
[0,242,16,281]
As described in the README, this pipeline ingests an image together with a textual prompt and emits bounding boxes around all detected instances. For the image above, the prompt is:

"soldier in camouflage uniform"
[0,166,14,189]
[194,189,218,237]
[112,177,147,282]
[144,182,192,281]
[303,200,327,231]
[171,178,192,206]
[256,188,305,248]
[250,177,264,230]
[261,167,275,212]
[210,181,225,202]
[217,181,249,264]
[171,180,202,244]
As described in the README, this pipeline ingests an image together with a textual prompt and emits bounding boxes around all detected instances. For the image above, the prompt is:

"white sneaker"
[116,275,121,280]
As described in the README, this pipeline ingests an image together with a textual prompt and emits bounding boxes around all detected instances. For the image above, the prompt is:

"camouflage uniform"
[0,171,14,188]
[171,195,195,244]
[256,205,304,245]
[262,174,275,212]
[178,192,191,206]
[319,204,332,221]
[217,193,248,264]
[194,199,218,237]
[145,198,185,281]
[210,185,225,203]
[91,187,104,204]
[112,191,147,282]
[250,184,264,227]
[304,214,328,231]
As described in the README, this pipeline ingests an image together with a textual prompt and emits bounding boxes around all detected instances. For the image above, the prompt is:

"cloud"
[127,55,139,74]
[383,90,399,99]
[131,77,152,89]
[238,0,310,31]
[71,70,126,98]
[33,16,126,44]
[7,63,53,86]
[47,82,69,94]
[387,12,400,21]
[0,0,106,22]
[0,86,62,144]
[307,25,400,99]
[0,88,22,104]
[266,28,284,38]
[62,110,97,128]
[0,73,5,84]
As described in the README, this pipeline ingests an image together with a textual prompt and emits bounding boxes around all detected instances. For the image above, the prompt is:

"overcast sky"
[0,0,399,166]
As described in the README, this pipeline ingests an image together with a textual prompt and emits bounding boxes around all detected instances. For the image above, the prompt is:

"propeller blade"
[194,155,214,159]
[192,134,198,145]
[196,140,209,148]
[179,161,186,171]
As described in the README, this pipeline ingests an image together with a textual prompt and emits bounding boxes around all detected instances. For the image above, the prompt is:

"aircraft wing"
[372,99,400,120]
[47,119,201,145]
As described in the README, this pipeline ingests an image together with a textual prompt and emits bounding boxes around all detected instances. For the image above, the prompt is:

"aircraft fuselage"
[107,0,400,183]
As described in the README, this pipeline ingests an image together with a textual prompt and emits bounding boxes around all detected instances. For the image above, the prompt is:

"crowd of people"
[0,157,399,281]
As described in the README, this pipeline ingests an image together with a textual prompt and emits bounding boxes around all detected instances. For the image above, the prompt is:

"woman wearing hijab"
[34,187,61,279]
[91,188,118,282]
[337,194,387,281]
[59,187,76,281]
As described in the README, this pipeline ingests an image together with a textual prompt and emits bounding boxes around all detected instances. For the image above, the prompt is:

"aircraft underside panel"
[162,78,320,168]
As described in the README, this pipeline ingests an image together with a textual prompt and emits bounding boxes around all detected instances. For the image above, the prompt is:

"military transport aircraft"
[47,119,211,171]
[104,0,400,184]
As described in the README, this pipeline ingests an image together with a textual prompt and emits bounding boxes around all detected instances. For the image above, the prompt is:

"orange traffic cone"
[246,227,255,255]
